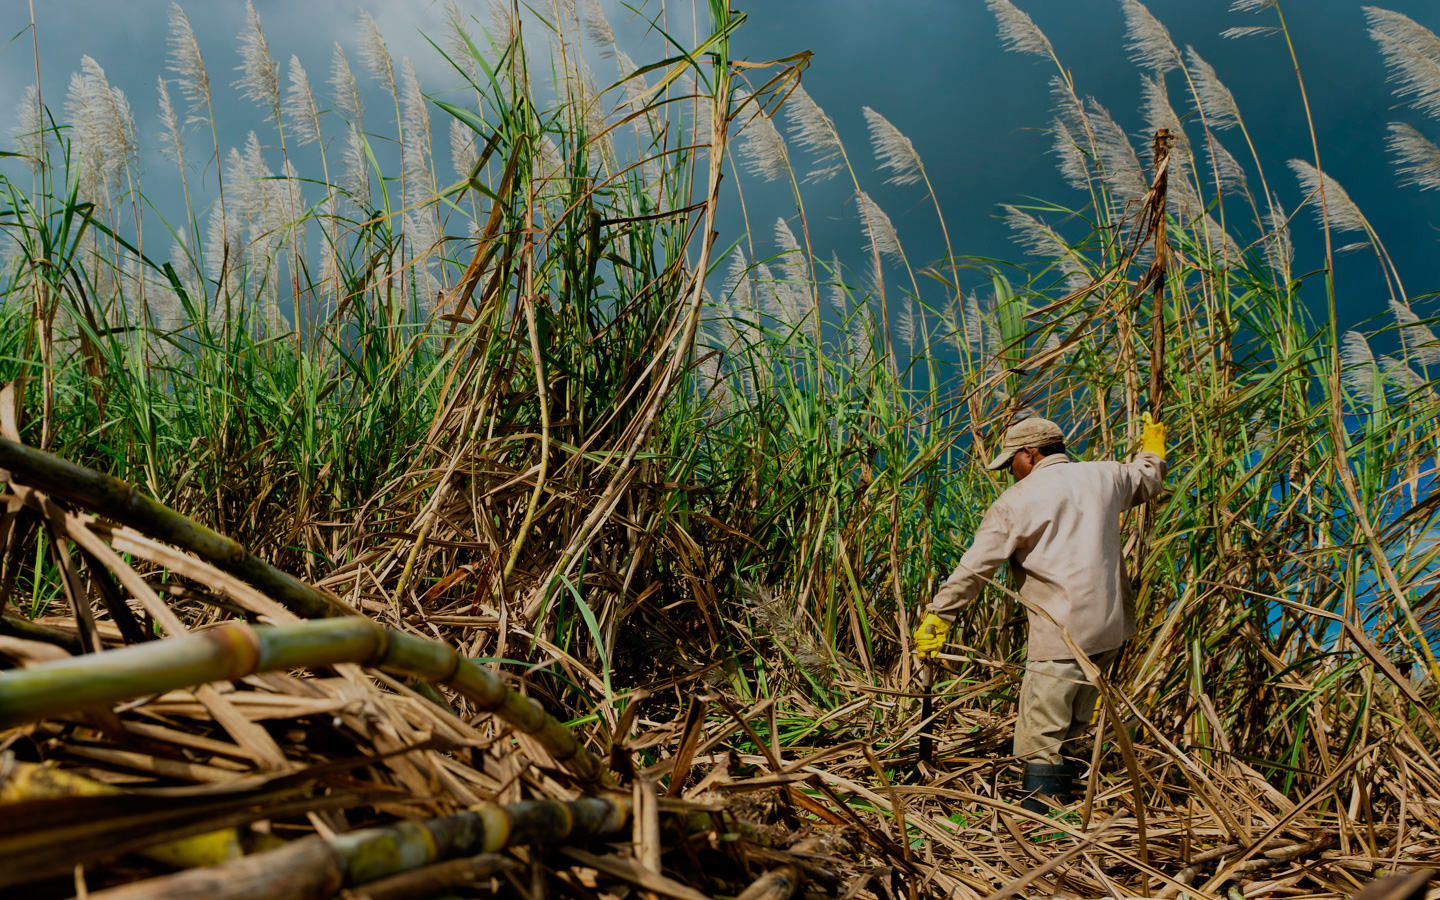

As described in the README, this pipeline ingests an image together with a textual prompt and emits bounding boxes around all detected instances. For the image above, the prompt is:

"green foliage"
[0,0,1437,814]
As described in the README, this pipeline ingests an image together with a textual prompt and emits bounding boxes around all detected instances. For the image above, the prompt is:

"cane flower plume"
[1120,0,1181,73]
[236,0,281,125]
[167,3,210,118]
[987,0,1054,58]
[736,91,789,182]
[358,10,396,92]
[1366,6,1440,122]
[782,84,843,182]
[156,76,185,170]
[330,44,364,126]
[856,191,903,264]
[1288,160,1370,235]
[1387,122,1440,191]
[284,56,322,146]
[862,106,924,187]
[1186,47,1241,131]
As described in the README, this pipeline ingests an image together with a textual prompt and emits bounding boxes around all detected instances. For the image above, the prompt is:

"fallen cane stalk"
[350,854,515,900]
[734,834,839,900]
[0,618,608,784]
[83,796,628,900]
[0,437,345,620]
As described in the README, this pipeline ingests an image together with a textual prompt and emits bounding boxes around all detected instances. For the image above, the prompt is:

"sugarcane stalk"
[0,438,343,620]
[85,796,629,900]
[0,760,242,870]
[0,618,607,784]
[733,835,833,900]
[349,853,514,900]
[0,611,82,654]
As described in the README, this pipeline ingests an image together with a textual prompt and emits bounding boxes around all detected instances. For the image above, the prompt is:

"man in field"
[913,412,1166,814]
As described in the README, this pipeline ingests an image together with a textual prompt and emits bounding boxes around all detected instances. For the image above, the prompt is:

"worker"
[912,412,1166,814]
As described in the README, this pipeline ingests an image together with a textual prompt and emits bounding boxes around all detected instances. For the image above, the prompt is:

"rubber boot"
[1020,761,1074,815]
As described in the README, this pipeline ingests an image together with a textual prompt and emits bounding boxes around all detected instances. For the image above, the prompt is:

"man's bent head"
[987,415,1065,473]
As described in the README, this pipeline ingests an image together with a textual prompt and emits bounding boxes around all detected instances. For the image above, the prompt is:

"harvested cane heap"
[1,431,1439,898]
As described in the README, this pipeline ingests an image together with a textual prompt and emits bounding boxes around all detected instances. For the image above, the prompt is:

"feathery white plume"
[682,73,713,145]
[826,252,848,319]
[614,51,661,141]
[580,0,616,58]
[443,0,478,79]
[451,119,479,179]
[1120,0,1181,73]
[168,237,200,315]
[782,83,843,182]
[863,106,925,187]
[1169,175,1205,224]
[488,0,514,37]
[204,194,241,287]
[987,0,1054,58]
[12,85,47,172]
[1230,0,1276,11]
[1208,139,1249,194]
[946,298,972,364]
[156,77,186,170]
[1140,75,1191,172]
[1049,74,1086,132]
[723,247,759,348]
[1186,47,1241,131]
[1387,121,1440,191]
[849,308,874,368]
[66,55,138,202]
[1048,77,1095,188]
[1195,213,1242,267]
[1339,330,1380,403]
[1265,196,1293,275]
[1087,100,1146,201]
[754,261,789,326]
[897,296,917,357]
[1390,299,1440,366]
[1050,118,1090,190]
[330,43,363,125]
[236,1,281,124]
[284,56,322,146]
[856,191,903,264]
[358,11,395,90]
[773,217,813,335]
[1380,356,1433,396]
[1003,205,1088,290]
[400,58,433,201]
[737,93,789,182]
[340,126,370,207]
[167,3,211,117]
[1221,26,1279,39]
[1288,159,1369,235]
[1366,6,1440,122]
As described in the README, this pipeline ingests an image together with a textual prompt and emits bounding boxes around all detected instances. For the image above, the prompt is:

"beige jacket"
[927,452,1166,661]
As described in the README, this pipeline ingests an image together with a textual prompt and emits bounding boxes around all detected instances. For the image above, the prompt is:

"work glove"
[913,612,951,660]
[1141,411,1167,461]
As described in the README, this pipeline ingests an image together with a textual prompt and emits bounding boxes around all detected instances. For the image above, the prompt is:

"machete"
[918,622,936,770]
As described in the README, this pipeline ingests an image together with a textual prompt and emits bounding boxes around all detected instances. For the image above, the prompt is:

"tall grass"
[1,0,1437,835]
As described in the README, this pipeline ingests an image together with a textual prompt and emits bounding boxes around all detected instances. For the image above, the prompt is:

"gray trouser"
[1013,648,1120,765]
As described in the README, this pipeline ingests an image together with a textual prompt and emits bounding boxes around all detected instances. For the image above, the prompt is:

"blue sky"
[2,0,1438,334]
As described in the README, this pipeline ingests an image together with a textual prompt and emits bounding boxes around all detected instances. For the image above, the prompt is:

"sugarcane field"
[1,0,1439,898]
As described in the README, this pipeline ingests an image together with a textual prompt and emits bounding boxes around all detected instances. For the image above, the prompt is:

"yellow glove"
[913,612,951,659]
[1141,411,1166,461]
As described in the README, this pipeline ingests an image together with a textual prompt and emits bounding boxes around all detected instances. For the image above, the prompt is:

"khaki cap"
[986,415,1065,471]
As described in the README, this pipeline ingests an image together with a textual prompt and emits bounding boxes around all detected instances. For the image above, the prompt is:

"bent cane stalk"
[85,796,629,900]
[0,618,608,783]
[0,437,345,620]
